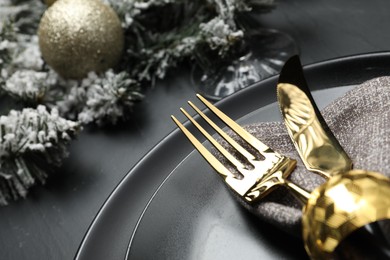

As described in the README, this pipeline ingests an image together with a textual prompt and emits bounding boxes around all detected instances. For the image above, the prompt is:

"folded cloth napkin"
[214,76,390,235]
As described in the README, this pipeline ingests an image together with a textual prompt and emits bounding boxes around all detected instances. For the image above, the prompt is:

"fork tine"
[179,108,247,172]
[187,101,256,162]
[196,94,272,154]
[171,115,233,178]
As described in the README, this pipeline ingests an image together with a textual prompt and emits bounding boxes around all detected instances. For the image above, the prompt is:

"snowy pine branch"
[109,0,274,82]
[54,70,143,125]
[1,0,45,35]
[0,0,274,204]
[0,105,80,205]
[0,19,17,71]
[77,71,143,125]
[3,69,48,102]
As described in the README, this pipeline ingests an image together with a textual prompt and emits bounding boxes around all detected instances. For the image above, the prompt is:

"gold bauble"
[38,0,124,79]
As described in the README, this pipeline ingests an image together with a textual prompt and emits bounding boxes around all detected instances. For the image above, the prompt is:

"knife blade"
[276,56,352,178]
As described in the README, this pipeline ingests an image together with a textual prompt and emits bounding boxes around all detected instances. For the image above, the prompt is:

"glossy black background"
[1,0,390,259]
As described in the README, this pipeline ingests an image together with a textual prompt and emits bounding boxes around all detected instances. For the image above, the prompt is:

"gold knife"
[277,56,390,259]
[277,57,352,178]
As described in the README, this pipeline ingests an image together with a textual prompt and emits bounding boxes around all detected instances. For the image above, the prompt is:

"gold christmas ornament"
[38,0,124,79]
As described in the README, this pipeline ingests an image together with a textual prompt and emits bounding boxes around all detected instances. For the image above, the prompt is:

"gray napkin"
[214,76,390,235]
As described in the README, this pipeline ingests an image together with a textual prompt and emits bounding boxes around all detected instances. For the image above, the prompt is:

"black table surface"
[2,0,390,259]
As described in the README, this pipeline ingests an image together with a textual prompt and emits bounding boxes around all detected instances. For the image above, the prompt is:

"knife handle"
[333,220,390,259]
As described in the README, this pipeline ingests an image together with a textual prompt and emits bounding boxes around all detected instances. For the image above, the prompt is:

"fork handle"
[283,180,310,204]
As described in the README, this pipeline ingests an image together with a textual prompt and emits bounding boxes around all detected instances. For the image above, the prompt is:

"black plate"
[76,52,390,260]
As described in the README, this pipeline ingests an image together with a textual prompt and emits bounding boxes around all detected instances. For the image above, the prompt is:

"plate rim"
[75,51,390,260]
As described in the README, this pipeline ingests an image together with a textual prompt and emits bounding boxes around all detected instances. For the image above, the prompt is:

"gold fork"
[171,94,311,204]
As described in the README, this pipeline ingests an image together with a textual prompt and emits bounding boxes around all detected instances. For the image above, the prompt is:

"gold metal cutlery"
[172,56,390,259]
